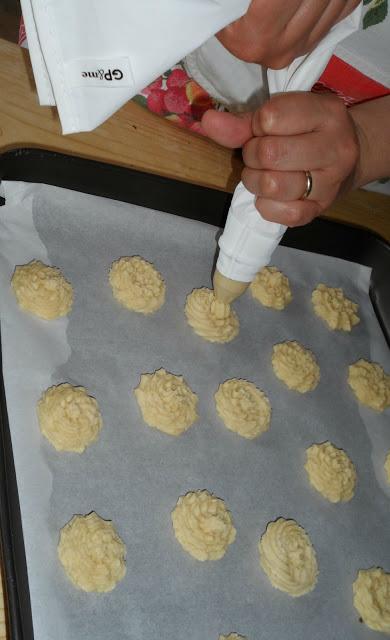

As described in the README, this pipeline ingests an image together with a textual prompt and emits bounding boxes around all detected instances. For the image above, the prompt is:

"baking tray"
[0,148,389,640]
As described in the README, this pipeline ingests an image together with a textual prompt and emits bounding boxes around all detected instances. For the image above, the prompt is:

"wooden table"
[0,35,389,639]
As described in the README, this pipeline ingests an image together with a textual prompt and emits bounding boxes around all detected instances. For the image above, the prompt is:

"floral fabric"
[132,64,221,135]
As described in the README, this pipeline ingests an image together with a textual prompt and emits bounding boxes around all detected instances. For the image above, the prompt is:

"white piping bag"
[213,4,362,304]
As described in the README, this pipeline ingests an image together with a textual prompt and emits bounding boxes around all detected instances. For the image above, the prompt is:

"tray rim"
[1,147,390,244]
[0,147,389,640]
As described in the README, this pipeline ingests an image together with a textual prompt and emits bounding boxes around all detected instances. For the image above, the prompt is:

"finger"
[242,168,315,201]
[279,0,330,59]
[217,0,360,68]
[201,110,253,148]
[303,0,360,55]
[252,92,337,137]
[243,131,338,172]
[255,196,321,227]
[339,0,362,21]
[217,1,300,63]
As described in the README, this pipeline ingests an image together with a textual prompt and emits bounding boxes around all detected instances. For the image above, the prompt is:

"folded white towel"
[20,0,251,134]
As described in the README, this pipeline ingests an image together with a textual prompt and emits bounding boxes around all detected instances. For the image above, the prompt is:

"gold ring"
[301,170,313,200]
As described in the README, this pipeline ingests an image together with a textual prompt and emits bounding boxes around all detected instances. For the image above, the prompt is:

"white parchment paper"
[0,181,389,640]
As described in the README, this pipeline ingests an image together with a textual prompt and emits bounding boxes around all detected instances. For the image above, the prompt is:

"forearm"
[350,95,390,188]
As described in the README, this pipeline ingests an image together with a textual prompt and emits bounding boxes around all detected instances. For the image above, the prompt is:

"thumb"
[201,110,253,148]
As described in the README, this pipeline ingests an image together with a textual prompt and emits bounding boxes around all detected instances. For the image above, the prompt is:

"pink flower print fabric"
[133,63,221,134]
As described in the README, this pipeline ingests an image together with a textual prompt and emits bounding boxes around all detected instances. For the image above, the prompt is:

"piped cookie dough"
[385,451,390,483]
[11,259,73,320]
[214,379,271,439]
[37,383,103,453]
[185,287,239,343]
[353,568,390,634]
[109,256,165,314]
[134,368,198,436]
[171,490,236,561]
[58,512,126,592]
[312,284,359,331]
[250,266,292,310]
[219,634,247,640]
[258,518,318,597]
[272,341,320,393]
[348,359,390,412]
[304,442,356,503]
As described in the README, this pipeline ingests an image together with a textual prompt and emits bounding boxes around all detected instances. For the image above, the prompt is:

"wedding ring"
[301,170,313,200]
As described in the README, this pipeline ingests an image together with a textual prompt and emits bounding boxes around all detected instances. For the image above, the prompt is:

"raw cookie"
[353,568,390,634]
[214,379,271,439]
[109,256,165,314]
[185,287,239,343]
[58,512,126,592]
[304,441,356,503]
[134,368,198,436]
[258,518,318,597]
[171,490,236,561]
[37,383,103,453]
[219,634,247,640]
[11,259,73,320]
[250,266,292,310]
[312,284,359,331]
[385,451,390,483]
[348,359,390,412]
[272,341,320,393]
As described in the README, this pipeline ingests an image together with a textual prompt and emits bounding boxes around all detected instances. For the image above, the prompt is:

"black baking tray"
[0,148,389,640]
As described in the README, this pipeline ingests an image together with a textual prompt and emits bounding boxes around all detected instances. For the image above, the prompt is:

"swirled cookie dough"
[171,490,236,561]
[219,634,247,640]
[353,568,390,634]
[215,379,271,439]
[385,451,390,483]
[109,256,165,314]
[348,359,390,412]
[250,266,292,310]
[185,288,239,343]
[312,284,359,331]
[11,260,73,320]
[305,442,356,503]
[58,512,126,592]
[134,368,198,436]
[272,341,320,393]
[258,518,318,597]
[37,383,103,453]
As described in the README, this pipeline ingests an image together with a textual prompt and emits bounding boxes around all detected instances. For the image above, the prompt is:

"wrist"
[349,106,370,190]
[348,95,390,189]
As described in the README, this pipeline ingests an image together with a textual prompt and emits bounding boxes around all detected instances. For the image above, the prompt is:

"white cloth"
[267,5,362,94]
[337,10,390,88]
[185,37,268,112]
[20,0,251,134]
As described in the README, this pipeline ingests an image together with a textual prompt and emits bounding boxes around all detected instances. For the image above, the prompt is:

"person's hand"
[217,0,361,69]
[201,92,361,227]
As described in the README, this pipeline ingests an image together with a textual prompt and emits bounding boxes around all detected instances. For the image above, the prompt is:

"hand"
[202,92,361,227]
[217,0,360,69]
